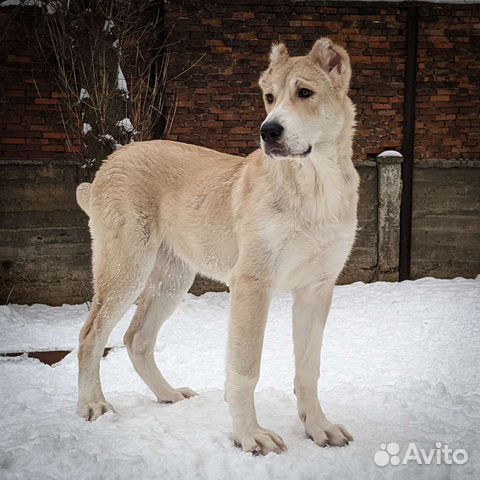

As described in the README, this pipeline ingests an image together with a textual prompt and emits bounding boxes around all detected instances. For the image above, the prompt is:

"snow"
[378,150,403,158]
[82,122,92,135]
[0,0,54,13]
[79,88,89,101]
[116,117,134,133]
[100,133,123,150]
[117,64,128,97]
[0,302,133,353]
[1,277,479,479]
[103,19,114,33]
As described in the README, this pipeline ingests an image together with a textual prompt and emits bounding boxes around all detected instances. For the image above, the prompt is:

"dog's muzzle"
[260,121,311,159]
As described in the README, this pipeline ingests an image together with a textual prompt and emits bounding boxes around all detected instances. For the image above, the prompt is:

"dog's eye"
[265,93,274,104]
[298,88,313,99]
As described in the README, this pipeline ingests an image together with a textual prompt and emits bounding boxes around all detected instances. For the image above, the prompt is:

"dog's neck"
[262,131,357,224]
[268,152,339,221]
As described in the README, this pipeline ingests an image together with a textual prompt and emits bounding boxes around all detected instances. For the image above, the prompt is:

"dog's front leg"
[225,271,287,455]
[292,282,353,447]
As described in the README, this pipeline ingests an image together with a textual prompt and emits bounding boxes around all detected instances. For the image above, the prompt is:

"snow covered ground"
[1,277,479,479]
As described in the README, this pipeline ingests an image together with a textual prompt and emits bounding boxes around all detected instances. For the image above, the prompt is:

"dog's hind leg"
[78,240,156,421]
[124,250,196,403]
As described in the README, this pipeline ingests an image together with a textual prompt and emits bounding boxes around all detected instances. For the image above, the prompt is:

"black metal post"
[399,3,419,280]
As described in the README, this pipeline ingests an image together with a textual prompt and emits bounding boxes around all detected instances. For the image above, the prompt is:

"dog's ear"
[269,43,289,66]
[308,38,351,95]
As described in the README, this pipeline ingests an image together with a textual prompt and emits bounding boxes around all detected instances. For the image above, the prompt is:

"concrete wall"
[411,161,480,279]
[0,158,397,303]
[0,160,91,305]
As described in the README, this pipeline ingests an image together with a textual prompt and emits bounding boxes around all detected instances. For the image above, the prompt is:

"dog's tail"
[76,182,92,216]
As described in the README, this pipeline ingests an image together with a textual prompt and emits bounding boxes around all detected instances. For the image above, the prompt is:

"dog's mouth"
[265,145,312,159]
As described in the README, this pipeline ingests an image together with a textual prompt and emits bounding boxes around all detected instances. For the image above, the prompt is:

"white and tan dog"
[76,38,359,455]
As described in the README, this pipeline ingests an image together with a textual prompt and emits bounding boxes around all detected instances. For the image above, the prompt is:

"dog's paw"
[157,387,198,404]
[78,400,115,421]
[305,418,353,447]
[233,427,287,456]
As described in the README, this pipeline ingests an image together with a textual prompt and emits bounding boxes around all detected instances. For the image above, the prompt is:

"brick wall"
[0,9,75,162]
[166,1,480,162]
[415,4,480,160]
[166,1,406,160]
[3,4,476,165]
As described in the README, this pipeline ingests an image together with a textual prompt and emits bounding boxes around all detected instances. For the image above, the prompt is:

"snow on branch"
[117,64,129,97]
[116,118,134,133]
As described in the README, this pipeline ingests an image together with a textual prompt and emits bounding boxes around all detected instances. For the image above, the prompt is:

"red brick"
[41,145,65,152]
[1,138,25,144]
[431,95,450,102]
[7,54,31,64]
[34,98,58,105]
[31,125,53,132]
[43,132,67,139]
[232,12,254,20]
[372,104,392,110]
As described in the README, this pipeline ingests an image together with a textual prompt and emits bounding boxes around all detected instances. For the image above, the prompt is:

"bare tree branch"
[35,0,176,180]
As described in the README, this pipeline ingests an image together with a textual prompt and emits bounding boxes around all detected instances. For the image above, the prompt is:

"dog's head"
[258,38,352,160]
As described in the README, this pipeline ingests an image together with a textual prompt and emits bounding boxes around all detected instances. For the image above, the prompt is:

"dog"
[76,38,359,455]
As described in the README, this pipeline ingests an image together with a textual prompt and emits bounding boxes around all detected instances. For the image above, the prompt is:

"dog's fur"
[76,38,359,455]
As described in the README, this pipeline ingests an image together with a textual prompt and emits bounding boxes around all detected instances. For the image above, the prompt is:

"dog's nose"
[260,122,284,143]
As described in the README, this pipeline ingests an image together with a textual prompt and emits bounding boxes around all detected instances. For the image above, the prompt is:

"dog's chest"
[271,216,356,292]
